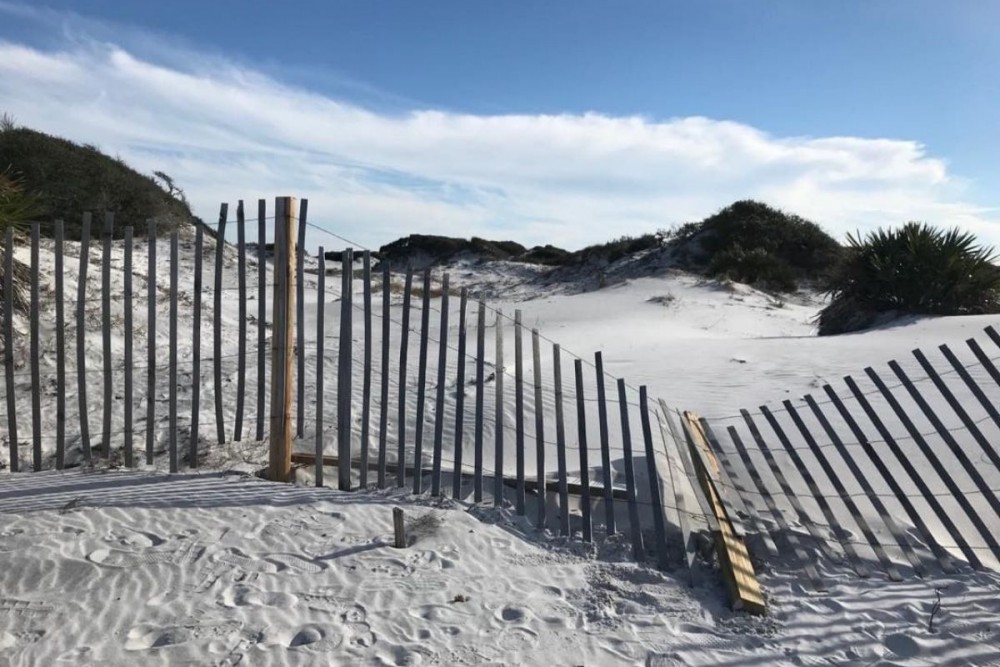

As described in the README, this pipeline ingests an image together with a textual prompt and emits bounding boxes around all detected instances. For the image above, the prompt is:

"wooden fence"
[0,196,707,577]
[687,325,1000,587]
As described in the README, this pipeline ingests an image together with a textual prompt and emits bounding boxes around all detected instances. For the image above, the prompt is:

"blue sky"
[0,1,998,250]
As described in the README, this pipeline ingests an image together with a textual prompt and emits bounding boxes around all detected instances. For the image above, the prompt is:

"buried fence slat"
[514,310,526,515]
[453,288,468,499]
[29,223,41,470]
[412,268,431,494]
[296,200,308,440]
[939,344,1000,436]
[55,222,67,469]
[235,201,247,442]
[396,267,413,488]
[190,224,203,467]
[617,384,643,559]
[493,308,505,506]
[841,378,960,572]
[213,204,228,445]
[759,405,867,576]
[967,338,1000,391]
[315,248,326,487]
[744,409,838,562]
[3,227,16,471]
[900,354,1000,510]
[143,219,153,465]
[868,366,997,564]
[168,230,179,473]
[473,299,486,502]
[377,262,390,489]
[639,386,668,568]
[123,227,133,467]
[338,248,354,491]
[574,359,592,542]
[360,251,373,488]
[594,352,615,535]
[100,213,113,459]
[553,344,569,535]
[532,329,545,528]
[986,324,1000,350]
[815,389,931,576]
[728,423,825,590]
[256,199,267,442]
[431,274,450,496]
[784,400,899,581]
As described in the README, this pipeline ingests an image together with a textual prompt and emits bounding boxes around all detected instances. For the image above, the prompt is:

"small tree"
[153,170,188,205]
[0,112,16,133]
[818,223,1000,335]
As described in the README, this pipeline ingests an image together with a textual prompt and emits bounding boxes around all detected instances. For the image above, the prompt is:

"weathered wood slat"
[412,268,431,494]
[453,288,468,499]
[100,213,113,459]
[866,367,995,565]
[574,359,592,542]
[939,344,1000,435]
[473,299,486,502]
[54,222,67,469]
[123,227,134,466]
[296,200,308,439]
[683,411,765,613]
[190,224,203,467]
[315,248,326,488]
[396,267,413,487]
[514,310,526,515]
[655,403,689,566]
[168,230,179,473]
[841,378,959,572]
[338,248,354,491]
[493,308,505,507]
[29,223,41,470]
[235,201,247,442]
[255,199,267,442]
[532,329,545,528]
[3,227,16,471]
[377,262,390,489]
[697,418,752,533]
[617,383,644,560]
[784,400,900,580]
[431,274,450,496]
[639,386,667,567]
[78,215,95,462]
[143,218,154,465]
[213,205,227,445]
[594,352,615,535]
[553,344,569,534]
[360,251,373,488]
[268,197,296,483]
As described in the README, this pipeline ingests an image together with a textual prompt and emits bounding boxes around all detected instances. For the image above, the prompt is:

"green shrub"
[709,244,797,292]
[818,223,1000,335]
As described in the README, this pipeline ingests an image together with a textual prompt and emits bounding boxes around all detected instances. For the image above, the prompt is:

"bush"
[818,223,1000,335]
[709,244,797,292]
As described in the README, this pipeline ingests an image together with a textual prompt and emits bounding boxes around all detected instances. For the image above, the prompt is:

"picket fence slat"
[413,268,431,494]
[213,204,227,445]
[168,230,179,473]
[377,262,390,489]
[493,308,505,507]
[514,310,525,515]
[574,359,592,542]
[431,274,449,496]
[256,199,267,442]
[453,288,468,499]
[296,200,308,439]
[191,224,203,467]
[3,226,15,471]
[54,222,66,469]
[397,267,413,488]
[532,329,545,528]
[594,352,615,535]
[235,201,247,442]
[553,344,569,535]
[338,248,354,491]
[143,218,154,465]
[122,227,132,467]
[360,251,373,488]
[100,213,113,460]
[29,223,41,470]
[639,386,669,569]
[473,299,486,502]
[315,248,326,488]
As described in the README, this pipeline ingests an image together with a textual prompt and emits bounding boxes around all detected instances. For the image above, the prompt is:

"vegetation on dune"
[670,200,843,292]
[0,117,194,238]
[818,223,1000,335]
[0,165,36,314]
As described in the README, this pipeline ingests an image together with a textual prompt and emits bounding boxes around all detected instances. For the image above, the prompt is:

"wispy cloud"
[0,6,996,250]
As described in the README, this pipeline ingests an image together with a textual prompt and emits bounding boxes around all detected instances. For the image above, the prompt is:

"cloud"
[0,14,997,251]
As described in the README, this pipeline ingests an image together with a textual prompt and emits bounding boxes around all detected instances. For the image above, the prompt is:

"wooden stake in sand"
[268,196,297,483]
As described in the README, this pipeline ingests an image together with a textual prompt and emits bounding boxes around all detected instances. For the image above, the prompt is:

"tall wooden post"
[269,196,297,482]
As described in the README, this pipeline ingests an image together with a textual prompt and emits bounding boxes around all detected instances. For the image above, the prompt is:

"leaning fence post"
[54,222,66,469]
[4,227,18,471]
[431,273,450,496]
[268,196,297,483]
[338,247,354,490]
[639,386,669,569]
[29,222,41,470]
[595,352,615,535]
[617,380,644,561]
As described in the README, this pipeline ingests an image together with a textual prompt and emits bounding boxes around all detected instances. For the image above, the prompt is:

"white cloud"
[0,24,997,252]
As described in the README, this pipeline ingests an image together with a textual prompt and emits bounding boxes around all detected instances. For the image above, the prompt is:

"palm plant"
[818,223,1000,334]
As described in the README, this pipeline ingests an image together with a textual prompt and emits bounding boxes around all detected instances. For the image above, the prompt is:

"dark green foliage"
[519,244,571,266]
[818,223,1000,334]
[709,244,797,292]
[570,234,659,265]
[378,234,528,267]
[673,200,842,291]
[0,127,193,238]
[0,167,42,232]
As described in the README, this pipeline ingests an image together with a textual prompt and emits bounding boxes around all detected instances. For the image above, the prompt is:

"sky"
[0,1,999,251]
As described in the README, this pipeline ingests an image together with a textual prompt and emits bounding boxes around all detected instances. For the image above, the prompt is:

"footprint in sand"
[0,629,45,652]
[220,584,297,609]
[124,619,244,653]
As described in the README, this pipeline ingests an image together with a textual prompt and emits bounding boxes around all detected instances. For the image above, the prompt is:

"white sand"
[2,235,999,665]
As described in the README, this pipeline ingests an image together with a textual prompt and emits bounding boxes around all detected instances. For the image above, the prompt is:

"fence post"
[431,273,450,496]
[574,359,592,542]
[532,329,545,529]
[2,227,16,472]
[413,268,431,494]
[473,299,486,502]
[256,199,267,442]
[397,267,413,487]
[315,247,326,487]
[213,204,228,446]
[100,213,113,459]
[190,224,203,467]
[493,308,505,506]
[143,218,154,465]
[553,344,569,535]
[168,230,179,473]
[54,222,66,469]
[338,247,354,490]
[235,200,247,441]
[514,310,525,515]
[594,352,615,535]
[360,250,373,488]
[453,287,468,498]
[268,196,297,483]
[296,200,308,439]
[122,226,132,468]
[377,261,391,488]
[30,222,41,470]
